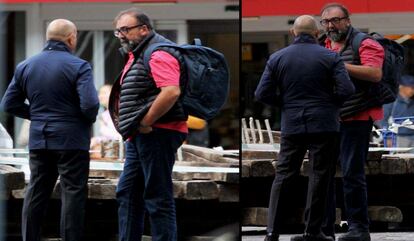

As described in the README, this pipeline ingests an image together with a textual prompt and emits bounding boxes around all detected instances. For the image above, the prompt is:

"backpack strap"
[351,32,370,62]
[143,42,177,72]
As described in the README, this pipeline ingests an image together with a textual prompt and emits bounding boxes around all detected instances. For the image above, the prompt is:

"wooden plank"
[176,161,236,168]
[89,170,121,179]
[174,180,219,200]
[173,180,219,200]
[242,150,278,160]
[368,206,403,223]
[407,158,414,174]
[87,179,117,199]
[217,184,239,202]
[173,172,195,181]
[242,160,275,177]
[51,179,117,200]
[383,155,414,174]
[242,206,402,226]
[172,172,239,184]
[181,144,238,162]
[241,163,250,178]
[182,151,215,164]
[243,207,268,226]
[381,157,407,175]
[13,179,226,201]
[367,151,384,162]
[0,165,25,198]
[175,152,239,167]
[182,151,239,166]
[240,157,414,177]
[11,187,25,199]
[0,158,238,173]
[366,161,381,175]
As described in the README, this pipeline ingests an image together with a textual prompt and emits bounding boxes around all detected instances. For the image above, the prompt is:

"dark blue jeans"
[22,150,90,241]
[323,121,372,234]
[117,128,186,241]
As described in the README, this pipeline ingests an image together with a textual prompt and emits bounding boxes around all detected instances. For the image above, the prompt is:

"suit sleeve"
[332,54,355,103]
[0,68,30,120]
[76,62,99,123]
[255,60,279,106]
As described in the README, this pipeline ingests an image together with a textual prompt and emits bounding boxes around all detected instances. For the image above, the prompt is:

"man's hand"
[344,63,382,83]
[140,85,181,126]
[138,125,153,134]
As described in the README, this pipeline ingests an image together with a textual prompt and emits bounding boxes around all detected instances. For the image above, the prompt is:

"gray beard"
[327,30,347,42]
[121,40,139,53]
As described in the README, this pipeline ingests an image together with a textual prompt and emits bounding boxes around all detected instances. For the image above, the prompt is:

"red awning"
[2,0,230,3]
[242,0,414,17]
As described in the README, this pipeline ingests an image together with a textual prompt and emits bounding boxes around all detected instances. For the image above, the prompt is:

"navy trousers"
[116,128,186,241]
[266,132,339,236]
[323,120,372,234]
[22,149,90,241]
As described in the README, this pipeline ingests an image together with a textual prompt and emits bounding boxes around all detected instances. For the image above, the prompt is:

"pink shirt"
[325,37,385,121]
[149,51,188,133]
[121,52,135,85]
[120,51,188,136]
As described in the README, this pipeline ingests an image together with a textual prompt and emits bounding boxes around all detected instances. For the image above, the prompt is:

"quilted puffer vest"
[323,27,382,118]
[108,31,187,140]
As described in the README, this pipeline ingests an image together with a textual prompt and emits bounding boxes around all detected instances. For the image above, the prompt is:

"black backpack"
[351,32,404,105]
[143,39,230,120]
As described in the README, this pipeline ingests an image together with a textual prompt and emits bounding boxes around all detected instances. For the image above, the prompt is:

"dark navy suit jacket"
[1,40,99,150]
[255,34,355,135]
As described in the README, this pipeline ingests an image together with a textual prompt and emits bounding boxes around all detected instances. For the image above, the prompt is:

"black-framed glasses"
[320,17,348,26]
[114,24,145,37]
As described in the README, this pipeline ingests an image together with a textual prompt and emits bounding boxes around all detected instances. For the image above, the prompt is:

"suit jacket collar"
[43,40,72,53]
[293,34,317,44]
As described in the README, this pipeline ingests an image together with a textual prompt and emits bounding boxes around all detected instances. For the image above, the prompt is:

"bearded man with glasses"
[316,3,384,241]
[108,7,187,241]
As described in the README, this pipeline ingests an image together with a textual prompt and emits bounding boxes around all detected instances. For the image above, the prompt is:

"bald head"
[292,15,319,37]
[46,19,77,50]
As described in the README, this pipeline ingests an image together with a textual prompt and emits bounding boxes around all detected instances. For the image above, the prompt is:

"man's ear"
[66,33,76,50]
[67,35,73,46]
[141,25,150,35]
[67,35,73,45]
[289,28,296,37]
[314,29,320,38]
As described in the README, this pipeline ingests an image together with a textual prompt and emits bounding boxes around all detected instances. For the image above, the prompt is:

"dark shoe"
[338,230,371,241]
[290,233,334,241]
[264,233,279,241]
